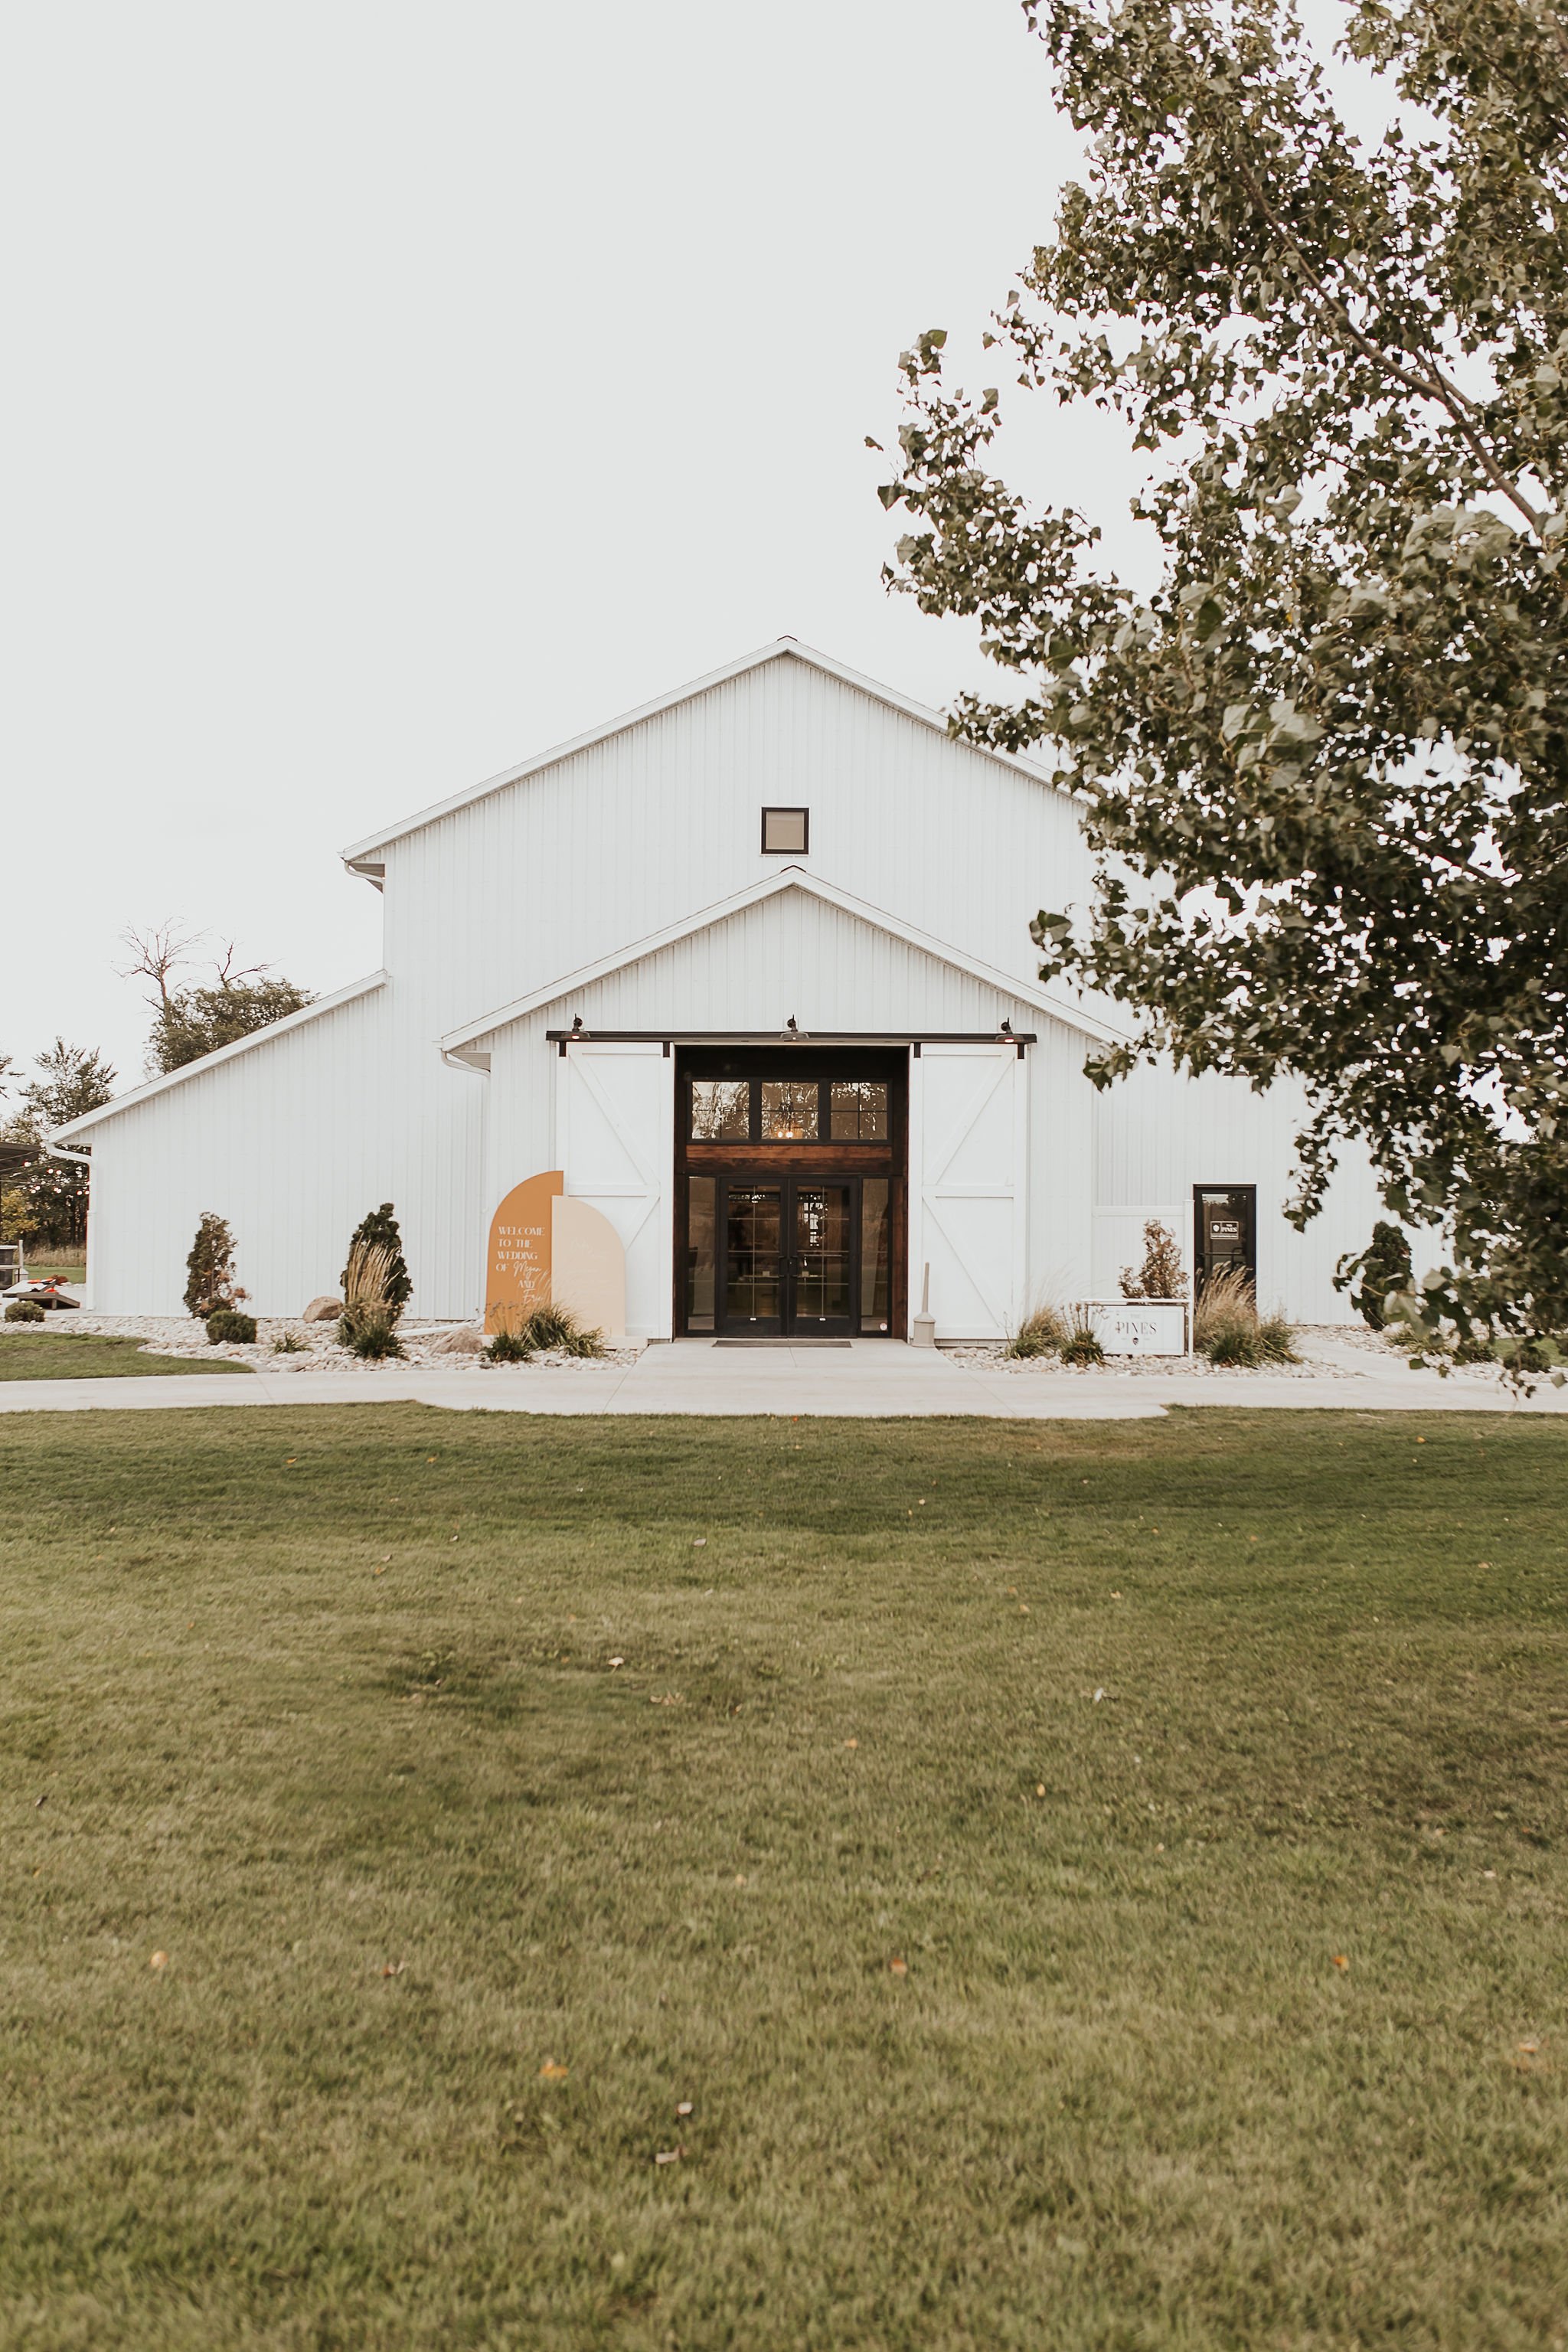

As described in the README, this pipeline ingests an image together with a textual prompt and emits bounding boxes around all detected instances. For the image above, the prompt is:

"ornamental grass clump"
[524,1303,604,1357]
[339,1206,411,1317]
[1007,1304,1068,1359]
[482,1319,535,1366]
[339,1242,405,1360]
[482,1301,604,1363]
[1059,1319,1106,1367]
[1194,1267,1300,1367]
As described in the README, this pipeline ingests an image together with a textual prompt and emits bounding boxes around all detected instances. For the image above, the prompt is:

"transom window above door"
[687,1073,890,1143]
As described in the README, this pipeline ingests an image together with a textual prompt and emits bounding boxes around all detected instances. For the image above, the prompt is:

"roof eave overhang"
[54,971,391,1140]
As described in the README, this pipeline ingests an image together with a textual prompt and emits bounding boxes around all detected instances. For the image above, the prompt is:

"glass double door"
[722,1178,854,1337]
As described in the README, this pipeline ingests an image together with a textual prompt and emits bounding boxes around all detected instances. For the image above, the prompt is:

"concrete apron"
[2,1337,1565,1418]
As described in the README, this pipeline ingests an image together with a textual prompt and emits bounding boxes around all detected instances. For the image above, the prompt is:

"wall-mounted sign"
[485,1170,562,1334]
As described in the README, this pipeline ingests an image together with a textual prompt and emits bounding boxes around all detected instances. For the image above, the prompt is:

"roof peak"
[339,636,1057,871]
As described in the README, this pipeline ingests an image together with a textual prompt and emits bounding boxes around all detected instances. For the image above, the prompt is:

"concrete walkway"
[2,1338,1564,1418]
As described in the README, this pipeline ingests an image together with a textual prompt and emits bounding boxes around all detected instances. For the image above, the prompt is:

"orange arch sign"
[485,1171,562,1334]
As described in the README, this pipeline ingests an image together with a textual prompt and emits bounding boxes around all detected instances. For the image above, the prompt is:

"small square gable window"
[761,805,808,854]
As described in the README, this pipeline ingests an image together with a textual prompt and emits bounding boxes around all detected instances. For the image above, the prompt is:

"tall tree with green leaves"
[122,926,315,1074]
[878,0,1568,1362]
[0,1041,117,1250]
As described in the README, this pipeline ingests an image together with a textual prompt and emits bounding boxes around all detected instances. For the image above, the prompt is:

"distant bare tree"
[121,920,314,1074]
[119,920,204,1015]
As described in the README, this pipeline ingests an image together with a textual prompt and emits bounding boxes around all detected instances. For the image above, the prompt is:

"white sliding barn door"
[910,1045,1027,1341]
[556,1043,674,1338]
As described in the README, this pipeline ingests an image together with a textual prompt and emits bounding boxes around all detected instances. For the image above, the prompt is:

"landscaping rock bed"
[947,1339,1357,1380]
[25,1312,639,1374]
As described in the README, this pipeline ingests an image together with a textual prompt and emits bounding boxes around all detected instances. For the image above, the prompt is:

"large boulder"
[302,1295,342,1322]
[430,1325,485,1356]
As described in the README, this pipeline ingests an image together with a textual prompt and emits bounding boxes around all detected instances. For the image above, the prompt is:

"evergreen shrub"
[1334,1221,1413,1331]
[185,1213,247,1318]
[205,1308,257,1344]
[5,1299,45,1324]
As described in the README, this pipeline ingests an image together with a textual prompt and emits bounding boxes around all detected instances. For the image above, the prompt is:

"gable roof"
[341,637,1063,875]
[53,971,390,1141]
[438,866,1124,1058]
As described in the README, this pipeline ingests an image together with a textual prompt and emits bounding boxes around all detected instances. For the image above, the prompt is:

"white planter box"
[1078,1298,1189,1356]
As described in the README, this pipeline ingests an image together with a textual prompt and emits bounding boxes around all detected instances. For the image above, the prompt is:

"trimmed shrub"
[1119,1219,1187,1301]
[340,1206,411,1317]
[205,1308,257,1344]
[1007,1305,1067,1359]
[5,1298,45,1324]
[185,1212,247,1318]
[1060,1321,1106,1367]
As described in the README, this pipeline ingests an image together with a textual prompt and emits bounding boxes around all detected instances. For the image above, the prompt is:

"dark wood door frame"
[708,1174,858,1338]
[1193,1184,1258,1295]
[675,1047,907,1338]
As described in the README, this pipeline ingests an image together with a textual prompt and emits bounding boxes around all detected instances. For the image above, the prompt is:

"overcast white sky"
[2,0,1158,1089]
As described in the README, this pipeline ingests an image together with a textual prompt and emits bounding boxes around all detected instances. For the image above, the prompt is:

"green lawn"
[2,1407,1565,2350]
[0,1331,251,1380]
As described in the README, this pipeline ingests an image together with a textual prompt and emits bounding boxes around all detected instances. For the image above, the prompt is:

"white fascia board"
[53,971,390,1140]
[340,637,1064,868]
[438,869,1125,1054]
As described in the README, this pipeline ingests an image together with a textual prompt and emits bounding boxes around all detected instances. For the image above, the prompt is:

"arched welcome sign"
[485,1171,562,1334]
[485,1171,628,1340]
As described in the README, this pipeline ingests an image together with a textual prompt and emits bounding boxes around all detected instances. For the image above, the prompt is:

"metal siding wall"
[82,652,1387,1328]
[1093,1063,1394,1320]
[514,888,1036,1034]
[82,982,483,1319]
[382,655,1094,1045]
[472,890,1093,1339]
[1023,1016,1095,1308]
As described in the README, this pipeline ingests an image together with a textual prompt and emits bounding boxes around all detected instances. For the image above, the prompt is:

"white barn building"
[57,640,1382,1338]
